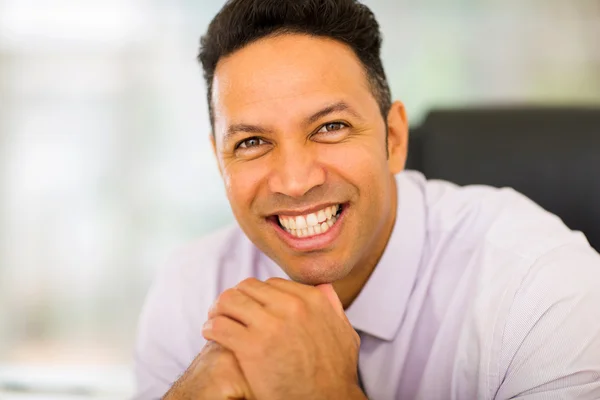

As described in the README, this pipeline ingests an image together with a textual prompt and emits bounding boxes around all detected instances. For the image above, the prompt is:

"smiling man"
[133,1,600,399]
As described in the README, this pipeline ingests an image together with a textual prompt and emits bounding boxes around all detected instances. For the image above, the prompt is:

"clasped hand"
[165,277,364,400]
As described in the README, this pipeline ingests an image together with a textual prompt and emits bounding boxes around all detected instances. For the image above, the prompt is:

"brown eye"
[318,122,347,133]
[237,137,266,149]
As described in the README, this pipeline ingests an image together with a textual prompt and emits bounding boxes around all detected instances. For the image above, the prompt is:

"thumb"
[316,283,345,318]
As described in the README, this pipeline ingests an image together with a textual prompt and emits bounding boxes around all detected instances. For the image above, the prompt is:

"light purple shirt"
[134,171,600,399]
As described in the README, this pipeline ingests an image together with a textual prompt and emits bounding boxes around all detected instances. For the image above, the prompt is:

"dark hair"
[198,0,392,131]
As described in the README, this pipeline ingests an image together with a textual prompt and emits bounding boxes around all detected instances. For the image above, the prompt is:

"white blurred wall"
[0,0,599,397]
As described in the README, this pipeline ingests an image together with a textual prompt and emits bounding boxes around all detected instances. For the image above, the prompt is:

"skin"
[211,33,408,308]
[163,341,255,400]
[203,278,365,400]
[168,33,408,399]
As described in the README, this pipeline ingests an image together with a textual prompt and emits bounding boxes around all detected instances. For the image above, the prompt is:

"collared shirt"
[134,171,600,400]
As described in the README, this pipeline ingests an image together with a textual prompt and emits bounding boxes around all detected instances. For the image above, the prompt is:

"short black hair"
[198,0,392,131]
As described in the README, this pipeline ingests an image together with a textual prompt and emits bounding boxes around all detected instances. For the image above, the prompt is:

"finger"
[315,283,345,318]
[235,278,296,311]
[264,277,318,299]
[267,280,359,347]
[202,315,248,354]
[209,288,268,328]
[268,278,341,315]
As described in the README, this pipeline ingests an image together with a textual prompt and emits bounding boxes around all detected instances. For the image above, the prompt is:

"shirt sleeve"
[494,243,600,400]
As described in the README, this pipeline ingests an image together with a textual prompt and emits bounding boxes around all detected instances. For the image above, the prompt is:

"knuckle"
[236,277,258,291]
[285,297,307,318]
[218,288,236,304]
[265,277,283,285]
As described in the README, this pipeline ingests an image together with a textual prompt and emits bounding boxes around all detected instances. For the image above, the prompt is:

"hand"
[163,340,255,400]
[202,278,365,400]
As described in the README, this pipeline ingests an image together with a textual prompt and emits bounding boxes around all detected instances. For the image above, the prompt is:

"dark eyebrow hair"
[222,101,362,144]
[304,101,361,126]
[223,124,273,144]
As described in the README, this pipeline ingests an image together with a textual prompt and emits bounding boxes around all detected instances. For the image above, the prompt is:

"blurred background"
[1,0,599,398]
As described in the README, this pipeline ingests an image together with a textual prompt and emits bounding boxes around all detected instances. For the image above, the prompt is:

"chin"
[284,259,352,286]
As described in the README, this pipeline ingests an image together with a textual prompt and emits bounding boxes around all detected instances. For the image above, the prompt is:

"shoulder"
[404,170,589,259]
[407,172,600,397]
[505,241,600,340]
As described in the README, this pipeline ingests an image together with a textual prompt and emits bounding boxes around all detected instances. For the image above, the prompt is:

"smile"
[277,204,343,238]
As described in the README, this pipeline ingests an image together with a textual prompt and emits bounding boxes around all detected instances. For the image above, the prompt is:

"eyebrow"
[303,101,361,126]
[223,101,361,144]
[223,123,273,144]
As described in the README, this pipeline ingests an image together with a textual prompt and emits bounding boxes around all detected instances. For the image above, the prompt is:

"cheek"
[320,140,389,189]
[222,162,269,211]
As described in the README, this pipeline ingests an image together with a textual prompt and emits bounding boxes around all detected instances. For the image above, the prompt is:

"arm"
[163,341,254,400]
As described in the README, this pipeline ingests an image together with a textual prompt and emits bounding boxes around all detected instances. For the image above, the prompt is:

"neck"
[334,177,398,309]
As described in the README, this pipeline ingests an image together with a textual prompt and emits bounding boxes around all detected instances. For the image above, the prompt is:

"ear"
[386,101,409,175]
[210,134,224,177]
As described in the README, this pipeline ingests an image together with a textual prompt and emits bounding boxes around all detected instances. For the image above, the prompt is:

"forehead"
[211,34,377,137]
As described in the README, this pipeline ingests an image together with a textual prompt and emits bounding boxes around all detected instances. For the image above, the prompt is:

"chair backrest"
[406,107,600,252]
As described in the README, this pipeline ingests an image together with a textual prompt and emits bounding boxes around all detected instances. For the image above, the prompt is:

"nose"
[268,143,326,198]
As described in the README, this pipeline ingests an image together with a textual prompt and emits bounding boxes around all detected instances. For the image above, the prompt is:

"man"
[133,0,600,399]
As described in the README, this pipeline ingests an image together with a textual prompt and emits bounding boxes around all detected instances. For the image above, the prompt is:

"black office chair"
[406,107,600,252]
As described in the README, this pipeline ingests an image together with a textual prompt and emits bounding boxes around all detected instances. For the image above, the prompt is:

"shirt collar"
[345,172,427,341]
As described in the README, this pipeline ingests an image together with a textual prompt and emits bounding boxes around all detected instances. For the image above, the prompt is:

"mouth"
[268,203,346,252]
[277,204,343,238]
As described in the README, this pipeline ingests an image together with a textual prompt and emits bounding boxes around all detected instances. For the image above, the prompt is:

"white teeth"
[306,213,318,226]
[327,216,336,228]
[279,204,343,238]
[295,216,307,229]
[280,217,289,229]
[317,210,326,223]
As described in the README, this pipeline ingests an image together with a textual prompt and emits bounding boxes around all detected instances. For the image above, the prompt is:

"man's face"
[211,34,407,285]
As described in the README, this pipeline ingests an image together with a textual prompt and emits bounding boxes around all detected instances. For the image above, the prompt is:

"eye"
[236,137,266,149]
[317,122,348,133]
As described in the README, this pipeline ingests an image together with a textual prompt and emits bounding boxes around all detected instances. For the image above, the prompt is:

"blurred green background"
[1,0,599,398]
